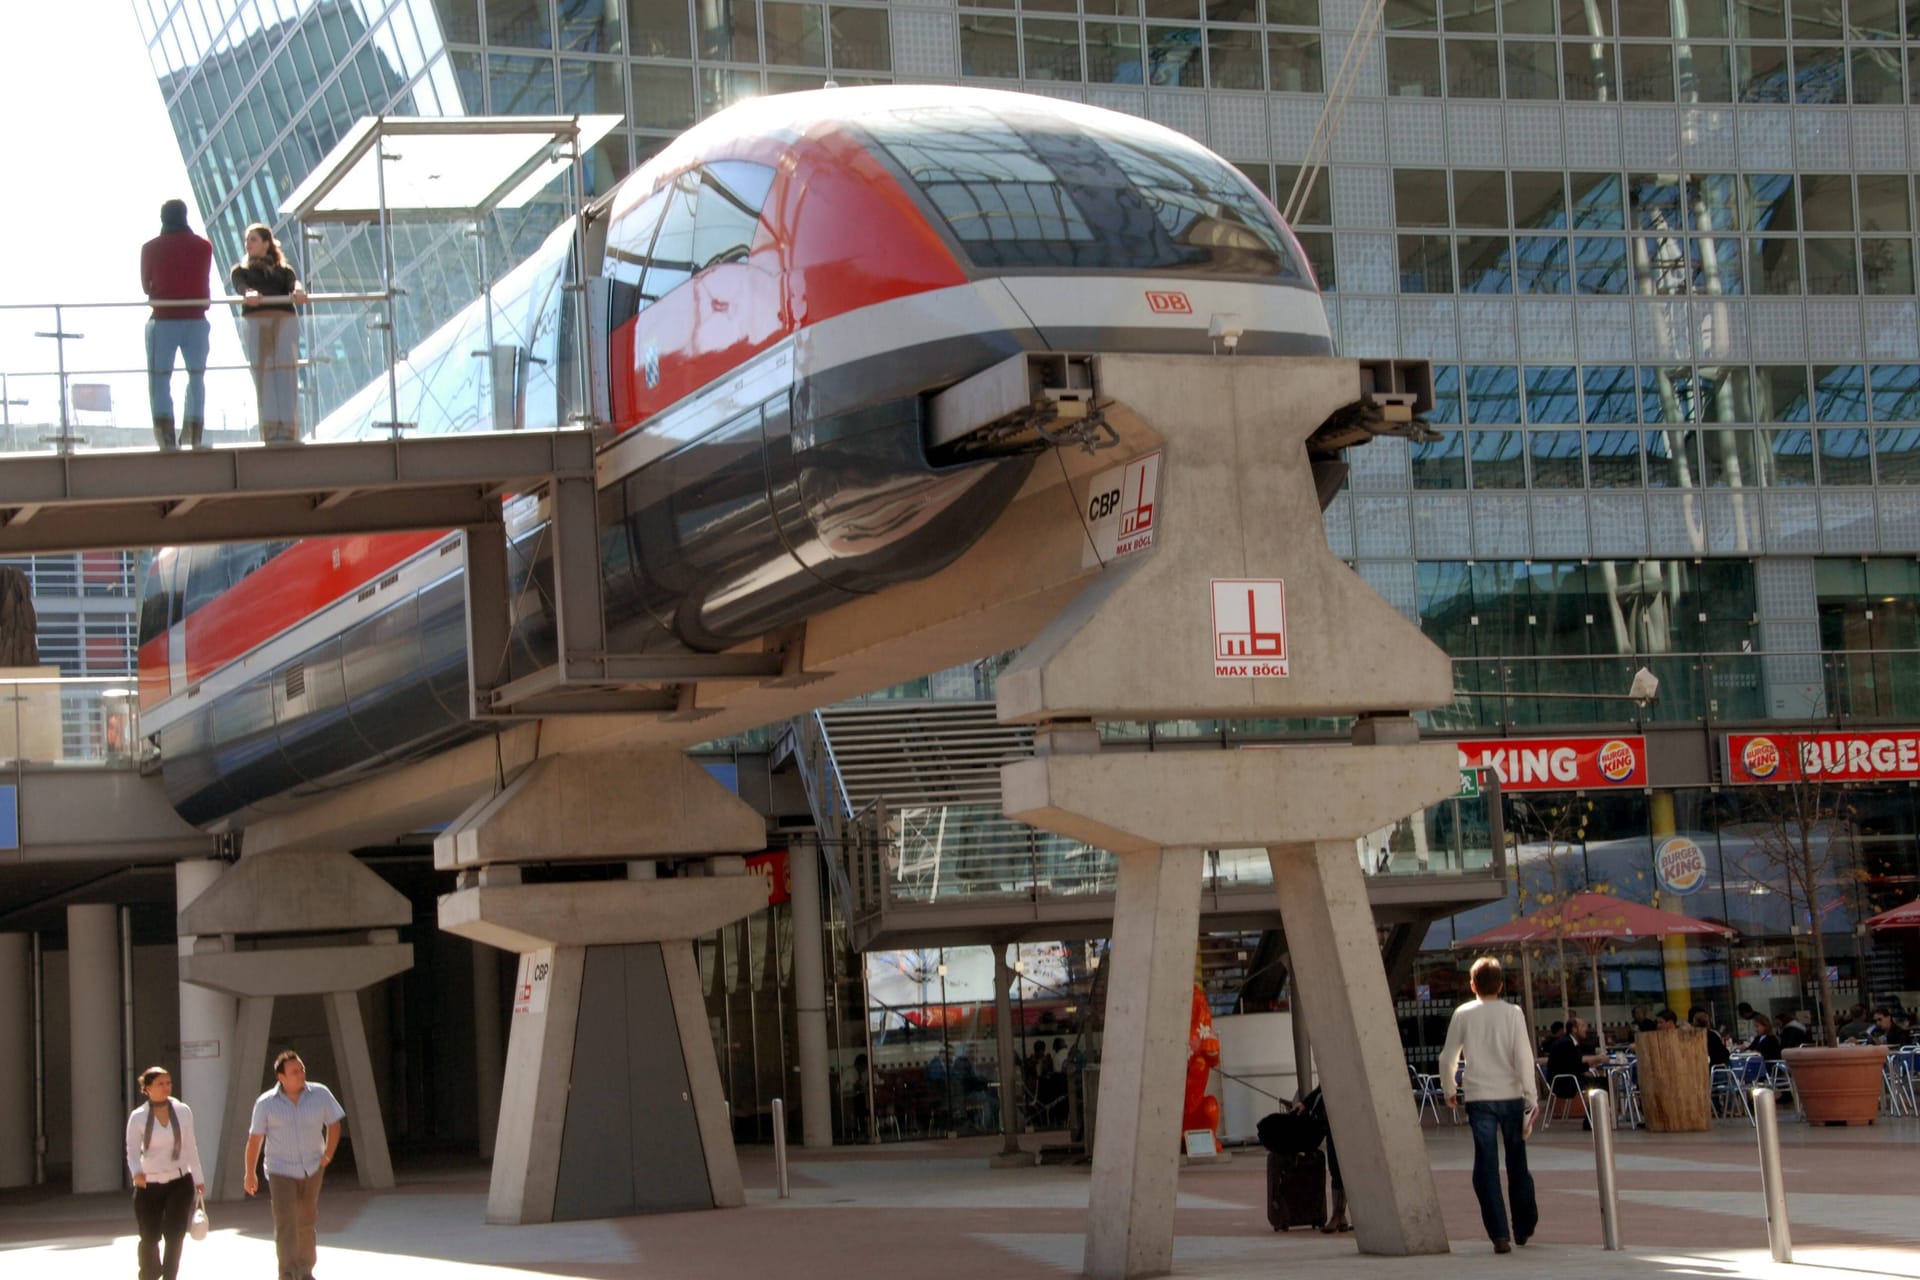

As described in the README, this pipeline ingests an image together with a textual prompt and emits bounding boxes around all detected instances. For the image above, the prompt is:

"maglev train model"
[137,86,1335,828]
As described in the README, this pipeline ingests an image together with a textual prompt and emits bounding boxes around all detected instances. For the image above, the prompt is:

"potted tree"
[1728,738,1888,1126]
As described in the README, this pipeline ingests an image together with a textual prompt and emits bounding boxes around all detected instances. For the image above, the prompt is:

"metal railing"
[0,675,152,769]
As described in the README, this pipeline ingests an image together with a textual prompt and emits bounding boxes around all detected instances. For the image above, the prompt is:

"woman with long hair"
[125,1065,206,1280]
[230,223,307,444]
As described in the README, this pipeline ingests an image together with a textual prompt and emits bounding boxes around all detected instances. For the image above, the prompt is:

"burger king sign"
[1654,836,1707,897]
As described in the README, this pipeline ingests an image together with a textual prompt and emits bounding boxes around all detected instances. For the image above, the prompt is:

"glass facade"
[137,0,1920,1098]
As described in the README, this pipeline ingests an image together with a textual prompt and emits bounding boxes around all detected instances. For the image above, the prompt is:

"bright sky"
[0,0,244,433]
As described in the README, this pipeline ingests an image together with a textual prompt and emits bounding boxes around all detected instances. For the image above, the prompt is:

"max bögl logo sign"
[1654,836,1707,897]
[1453,735,1646,792]
[1726,730,1920,783]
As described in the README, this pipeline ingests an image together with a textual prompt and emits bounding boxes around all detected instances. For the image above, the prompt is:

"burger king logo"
[1743,736,1780,780]
[1655,836,1707,897]
[1597,738,1637,783]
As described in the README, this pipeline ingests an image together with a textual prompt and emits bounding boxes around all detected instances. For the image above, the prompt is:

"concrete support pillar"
[212,996,273,1202]
[323,991,395,1188]
[0,933,31,1187]
[471,942,504,1159]
[175,860,237,1190]
[1083,848,1205,1280]
[788,839,832,1150]
[1269,840,1448,1256]
[1288,969,1314,1100]
[67,904,122,1193]
[662,939,745,1209]
[992,943,1027,1162]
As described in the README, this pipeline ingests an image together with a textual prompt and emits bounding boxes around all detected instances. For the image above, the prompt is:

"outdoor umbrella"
[1864,897,1920,930]
[1454,892,1737,1045]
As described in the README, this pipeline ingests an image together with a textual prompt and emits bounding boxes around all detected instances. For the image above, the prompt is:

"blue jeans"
[145,317,210,447]
[1465,1098,1537,1244]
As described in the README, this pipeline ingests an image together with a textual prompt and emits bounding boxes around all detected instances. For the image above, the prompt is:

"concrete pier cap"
[992,354,1458,1277]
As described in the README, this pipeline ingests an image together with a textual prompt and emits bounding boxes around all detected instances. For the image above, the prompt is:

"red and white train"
[137,86,1333,828]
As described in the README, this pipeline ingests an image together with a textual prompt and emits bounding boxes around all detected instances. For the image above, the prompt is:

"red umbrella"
[1454,893,1736,1043]
[1864,897,1920,930]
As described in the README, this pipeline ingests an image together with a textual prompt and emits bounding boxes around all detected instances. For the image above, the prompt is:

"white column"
[471,941,504,1159]
[175,860,237,1190]
[67,904,122,1193]
[0,933,31,1187]
[787,840,832,1149]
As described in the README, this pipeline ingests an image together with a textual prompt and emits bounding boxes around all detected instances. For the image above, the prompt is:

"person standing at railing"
[231,223,308,446]
[140,199,213,451]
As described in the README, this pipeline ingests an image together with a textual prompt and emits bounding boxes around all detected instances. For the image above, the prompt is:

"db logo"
[1743,736,1780,779]
[1655,837,1706,896]
[1597,738,1637,782]
[1146,290,1192,314]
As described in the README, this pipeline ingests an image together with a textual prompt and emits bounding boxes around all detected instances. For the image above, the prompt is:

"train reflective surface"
[138,86,1334,828]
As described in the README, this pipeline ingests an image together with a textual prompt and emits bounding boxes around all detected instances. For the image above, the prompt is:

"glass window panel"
[1266,0,1321,21]
[628,0,691,56]
[1525,365,1580,423]
[1804,239,1859,295]
[1275,165,1334,224]
[1850,0,1902,37]
[1813,364,1868,423]
[698,65,759,114]
[1237,162,1274,201]
[1387,37,1444,95]
[1706,426,1759,485]
[1086,22,1145,82]
[1629,173,1686,231]
[765,2,826,65]
[1873,237,1920,293]
[490,0,552,47]
[1505,40,1559,97]
[1529,429,1585,486]
[1296,230,1336,288]
[1206,27,1262,89]
[1860,179,1912,237]
[1634,234,1690,295]
[1693,236,1742,294]
[1452,170,1508,228]
[1504,0,1557,33]
[1458,235,1513,291]
[1395,170,1450,227]
[1466,365,1522,423]
[1512,172,1567,228]
[1266,30,1323,90]
[1737,43,1789,102]
[1742,174,1795,231]
[1790,0,1842,38]
[1820,428,1873,483]
[1563,41,1619,100]
[1874,427,1920,483]
[1872,365,1920,422]
[1570,172,1624,229]
[1587,429,1643,485]
[561,57,625,113]
[432,0,484,42]
[1470,429,1527,485]
[960,15,1020,77]
[1429,364,1463,423]
[700,0,758,59]
[1621,42,1675,99]
[1514,235,1570,292]
[1561,0,1611,34]
[1792,45,1846,104]
[632,63,696,129]
[1146,0,1198,14]
[1753,365,1811,422]
[1399,234,1455,291]
[1801,174,1855,233]
[1412,430,1468,488]
[490,53,557,112]
[1644,426,1704,486]
[1621,2,1669,35]
[767,69,829,92]
[1682,42,1734,101]
[1386,0,1439,31]
[1148,25,1206,85]
[1762,428,1816,484]
[1584,365,1639,422]
[1852,46,1904,103]
[1027,17,1083,80]
[1085,0,1142,11]
[559,0,624,51]
[1691,173,1739,231]
[1445,37,1500,96]
[1575,235,1630,293]
[829,7,890,70]
[1732,0,1783,37]
[1748,237,1801,294]
[1207,0,1260,18]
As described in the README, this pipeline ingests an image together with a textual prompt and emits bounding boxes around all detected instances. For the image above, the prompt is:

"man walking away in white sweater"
[1438,957,1538,1255]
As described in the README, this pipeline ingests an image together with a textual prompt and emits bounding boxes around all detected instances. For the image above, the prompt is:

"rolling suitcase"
[1265,1148,1325,1231]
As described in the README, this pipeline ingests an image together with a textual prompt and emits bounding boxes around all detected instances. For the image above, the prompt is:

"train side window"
[606,188,670,298]
[139,553,177,640]
[690,161,776,271]
[642,175,700,304]
[181,547,233,616]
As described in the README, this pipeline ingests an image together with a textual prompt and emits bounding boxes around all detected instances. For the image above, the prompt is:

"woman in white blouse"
[124,1065,206,1280]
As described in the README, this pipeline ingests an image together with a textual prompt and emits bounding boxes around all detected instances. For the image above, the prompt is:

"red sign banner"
[1725,730,1920,784]
[746,850,791,906]
[1453,735,1647,792]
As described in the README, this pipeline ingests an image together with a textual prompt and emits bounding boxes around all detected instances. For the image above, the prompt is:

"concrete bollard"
[1585,1088,1621,1251]
[772,1097,791,1200]
[1753,1087,1792,1263]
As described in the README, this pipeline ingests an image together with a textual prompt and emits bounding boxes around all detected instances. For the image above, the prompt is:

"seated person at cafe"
[1747,1014,1783,1063]
[1872,1008,1913,1046]
[1630,1004,1658,1037]
[1778,1011,1814,1051]
[1838,1006,1871,1040]
[1545,1017,1607,1128]
[1538,1020,1565,1056]
[1689,1007,1731,1067]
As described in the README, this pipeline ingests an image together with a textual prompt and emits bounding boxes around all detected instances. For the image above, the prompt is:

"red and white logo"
[1597,738,1638,782]
[1211,579,1288,678]
[1146,290,1192,314]
[1742,736,1780,779]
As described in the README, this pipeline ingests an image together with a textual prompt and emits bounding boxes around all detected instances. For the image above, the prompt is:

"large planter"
[1783,1045,1890,1126]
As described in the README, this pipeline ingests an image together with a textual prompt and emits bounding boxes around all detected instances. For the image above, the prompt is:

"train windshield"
[858,104,1307,281]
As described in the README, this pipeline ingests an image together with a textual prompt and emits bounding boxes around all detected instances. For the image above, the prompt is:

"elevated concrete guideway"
[0,430,594,554]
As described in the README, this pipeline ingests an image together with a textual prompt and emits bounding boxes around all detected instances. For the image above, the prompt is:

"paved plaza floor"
[4,1118,1915,1279]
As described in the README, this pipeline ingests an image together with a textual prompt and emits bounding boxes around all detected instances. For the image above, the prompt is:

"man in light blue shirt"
[243,1051,345,1280]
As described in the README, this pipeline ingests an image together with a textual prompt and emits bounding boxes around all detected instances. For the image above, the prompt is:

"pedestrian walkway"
[3,1120,1914,1279]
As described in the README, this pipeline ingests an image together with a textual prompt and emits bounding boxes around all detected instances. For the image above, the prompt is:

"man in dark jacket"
[140,200,214,450]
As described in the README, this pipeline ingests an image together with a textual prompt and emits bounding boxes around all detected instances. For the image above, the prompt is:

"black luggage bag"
[1265,1148,1325,1231]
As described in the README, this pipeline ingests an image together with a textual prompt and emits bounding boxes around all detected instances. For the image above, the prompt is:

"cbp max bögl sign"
[1726,730,1920,784]
[1453,735,1646,792]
